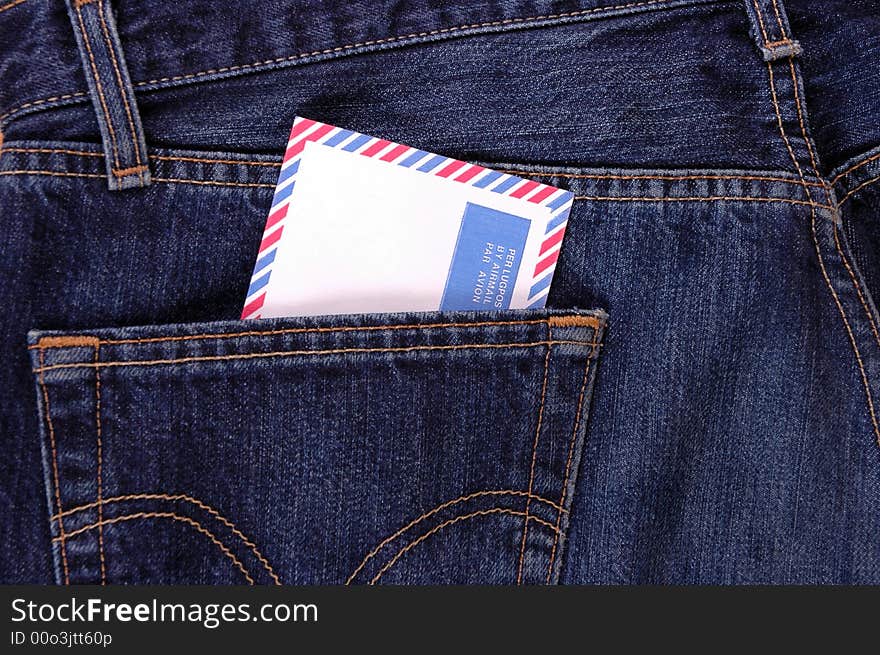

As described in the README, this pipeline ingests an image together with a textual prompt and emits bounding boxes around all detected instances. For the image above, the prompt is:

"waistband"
[1,0,732,132]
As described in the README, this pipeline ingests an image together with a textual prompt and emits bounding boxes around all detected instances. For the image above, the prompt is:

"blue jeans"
[2,0,880,584]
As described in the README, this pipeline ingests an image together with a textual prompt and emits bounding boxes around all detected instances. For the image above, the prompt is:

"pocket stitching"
[53,512,256,584]
[369,508,560,585]
[52,493,282,585]
[516,322,552,583]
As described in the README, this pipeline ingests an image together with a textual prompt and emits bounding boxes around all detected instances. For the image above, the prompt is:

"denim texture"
[2,0,880,584]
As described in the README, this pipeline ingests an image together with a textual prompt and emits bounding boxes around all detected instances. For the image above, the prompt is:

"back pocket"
[28,308,605,585]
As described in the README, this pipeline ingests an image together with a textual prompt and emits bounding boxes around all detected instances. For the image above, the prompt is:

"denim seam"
[496,168,825,186]
[517,323,552,584]
[833,153,880,186]
[54,494,282,584]
[0,169,835,207]
[30,318,589,349]
[53,512,256,584]
[786,50,880,442]
[370,508,560,584]
[545,339,598,582]
[766,58,880,446]
[131,0,719,90]
[0,0,725,128]
[839,176,880,206]
[37,347,70,585]
[0,0,25,14]
[95,0,145,180]
[0,148,830,187]
[94,344,106,585]
[73,3,121,172]
[345,489,567,584]
[33,341,601,374]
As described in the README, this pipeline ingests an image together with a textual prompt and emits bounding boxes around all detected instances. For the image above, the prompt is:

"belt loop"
[742,0,802,61]
[64,0,150,190]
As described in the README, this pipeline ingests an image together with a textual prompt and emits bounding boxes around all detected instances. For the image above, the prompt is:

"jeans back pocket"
[29,308,605,584]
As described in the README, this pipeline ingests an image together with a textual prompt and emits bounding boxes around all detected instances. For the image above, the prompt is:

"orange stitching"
[769,0,788,39]
[370,508,560,584]
[96,0,145,183]
[152,154,280,167]
[494,168,824,187]
[788,59,819,177]
[53,493,281,584]
[545,342,597,582]
[767,60,880,447]
[2,147,103,157]
[0,93,90,125]
[29,318,554,349]
[132,0,682,89]
[111,164,149,176]
[0,170,105,180]
[547,315,602,328]
[345,489,565,584]
[764,38,794,48]
[0,149,828,185]
[833,152,880,185]
[33,340,600,374]
[839,175,880,206]
[0,169,836,205]
[94,344,106,585]
[151,177,275,188]
[0,0,26,13]
[55,512,255,584]
[787,57,880,431]
[789,58,880,358]
[38,349,70,584]
[74,0,96,6]
[750,0,770,45]
[75,5,120,171]
[516,321,552,584]
[36,335,100,348]
[572,195,832,209]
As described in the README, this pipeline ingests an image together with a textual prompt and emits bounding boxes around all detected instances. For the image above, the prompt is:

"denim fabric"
[2,0,880,584]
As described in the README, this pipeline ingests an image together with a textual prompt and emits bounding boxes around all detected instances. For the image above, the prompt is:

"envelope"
[242,117,573,318]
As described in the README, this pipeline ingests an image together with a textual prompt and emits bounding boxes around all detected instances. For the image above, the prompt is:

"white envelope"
[242,118,573,319]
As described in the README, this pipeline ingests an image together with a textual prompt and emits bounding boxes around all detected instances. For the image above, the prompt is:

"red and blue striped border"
[243,117,574,319]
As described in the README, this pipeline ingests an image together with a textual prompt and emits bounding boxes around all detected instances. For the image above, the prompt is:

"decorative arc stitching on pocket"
[54,512,257,584]
[345,489,566,584]
[369,508,560,584]
[53,493,282,584]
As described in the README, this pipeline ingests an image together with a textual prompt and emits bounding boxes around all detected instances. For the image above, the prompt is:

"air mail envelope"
[242,117,574,319]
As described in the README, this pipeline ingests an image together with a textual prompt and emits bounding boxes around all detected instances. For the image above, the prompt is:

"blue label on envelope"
[440,202,530,310]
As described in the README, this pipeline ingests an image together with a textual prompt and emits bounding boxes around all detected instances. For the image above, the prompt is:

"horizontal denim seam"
[31,318,565,349]
[0,0,726,128]
[52,512,258,584]
[0,169,835,209]
[369,508,559,584]
[1,147,829,189]
[53,494,282,584]
[33,340,603,374]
